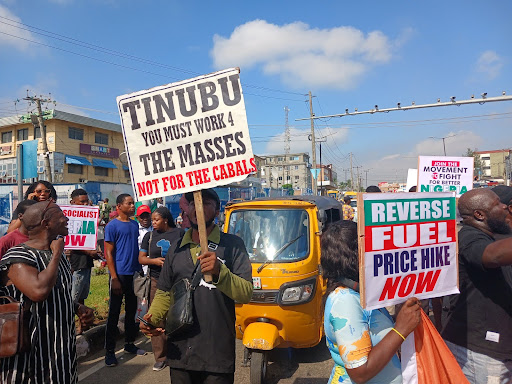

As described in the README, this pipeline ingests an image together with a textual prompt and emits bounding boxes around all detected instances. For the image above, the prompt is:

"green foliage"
[463,148,481,178]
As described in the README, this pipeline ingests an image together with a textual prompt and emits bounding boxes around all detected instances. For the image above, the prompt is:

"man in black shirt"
[442,188,512,383]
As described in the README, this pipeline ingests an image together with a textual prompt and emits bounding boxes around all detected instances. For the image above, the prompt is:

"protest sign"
[357,192,459,310]
[116,67,255,201]
[60,204,99,250]
[417,156,473,197]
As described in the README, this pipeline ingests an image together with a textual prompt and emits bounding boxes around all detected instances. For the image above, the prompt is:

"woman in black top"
[138,206,184,372]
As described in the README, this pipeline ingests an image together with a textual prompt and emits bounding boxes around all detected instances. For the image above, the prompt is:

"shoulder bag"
[0,295,31,357]
[165,260,202,337]
[133,232,152,300]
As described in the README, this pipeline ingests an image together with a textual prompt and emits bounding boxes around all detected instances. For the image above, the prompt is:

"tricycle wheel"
[250,350,268,384]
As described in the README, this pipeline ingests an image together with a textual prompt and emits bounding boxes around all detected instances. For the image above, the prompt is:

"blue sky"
[1,0,511,186]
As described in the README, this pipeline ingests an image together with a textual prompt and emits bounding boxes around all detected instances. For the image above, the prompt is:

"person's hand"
[395,297,422,338]
[27,192,38,201]
[111,277,122,295]
[50,237,65,257]
[198,251,221,276]
[77,304,95,328]
[139,313,164,337]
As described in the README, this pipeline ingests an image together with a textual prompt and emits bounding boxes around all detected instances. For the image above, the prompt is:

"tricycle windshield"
[227,209,309,263]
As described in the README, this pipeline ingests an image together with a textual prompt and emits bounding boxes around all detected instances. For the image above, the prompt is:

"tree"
[463,148,482,180]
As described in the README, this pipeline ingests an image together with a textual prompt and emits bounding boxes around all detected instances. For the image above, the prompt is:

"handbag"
[165,260,202,337]
[0,295,31,357]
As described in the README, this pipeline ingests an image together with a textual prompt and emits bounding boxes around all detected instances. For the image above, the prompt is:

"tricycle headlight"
[278,278,316,306]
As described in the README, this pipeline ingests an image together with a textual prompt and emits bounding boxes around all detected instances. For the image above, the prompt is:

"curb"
[76,314,131,359]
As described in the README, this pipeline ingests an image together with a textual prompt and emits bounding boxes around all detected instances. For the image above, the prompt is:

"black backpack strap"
[190,260,202,288]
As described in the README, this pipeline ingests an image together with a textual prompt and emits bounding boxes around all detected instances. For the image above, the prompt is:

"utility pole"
[354,166,362,191]
[24,95,52,182]
[364,169,370,189]
[284,106,290,155]
[309,92,317,196]
[350,152,354,191]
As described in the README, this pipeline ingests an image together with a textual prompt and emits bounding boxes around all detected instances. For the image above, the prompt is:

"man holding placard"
[140,188,252,384]
[442,189,512,383]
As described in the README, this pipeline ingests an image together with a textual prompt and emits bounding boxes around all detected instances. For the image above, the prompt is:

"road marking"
[78,340,146,382]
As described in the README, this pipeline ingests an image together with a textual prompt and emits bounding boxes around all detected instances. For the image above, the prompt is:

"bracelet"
[391,328,406,341]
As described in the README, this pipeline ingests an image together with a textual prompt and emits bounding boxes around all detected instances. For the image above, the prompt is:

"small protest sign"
[60,205,99,250]
[116,67,255,201]
[357,192,459,310]
[417,156,474,197]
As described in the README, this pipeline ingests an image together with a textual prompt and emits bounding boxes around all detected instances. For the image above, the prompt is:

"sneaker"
[124,343,147,356]
[152,361,168,371]
[105,351,118,367]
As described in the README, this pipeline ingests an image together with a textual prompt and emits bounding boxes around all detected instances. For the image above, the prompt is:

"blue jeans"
[71,268,92,302]
[445,340,512,384]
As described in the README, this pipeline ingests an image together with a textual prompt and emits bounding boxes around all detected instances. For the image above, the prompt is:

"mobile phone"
[137,316,156,329]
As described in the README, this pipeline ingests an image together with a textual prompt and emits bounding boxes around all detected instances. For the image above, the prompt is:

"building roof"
[475,149,511,154]
[0,109,122,133]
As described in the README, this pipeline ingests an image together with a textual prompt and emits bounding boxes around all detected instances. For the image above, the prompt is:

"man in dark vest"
[141,188,253,384]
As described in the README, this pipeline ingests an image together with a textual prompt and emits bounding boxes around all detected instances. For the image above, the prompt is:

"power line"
[0,16,306,97]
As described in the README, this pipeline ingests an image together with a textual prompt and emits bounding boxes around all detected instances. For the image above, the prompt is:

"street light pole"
[430,135,456,156]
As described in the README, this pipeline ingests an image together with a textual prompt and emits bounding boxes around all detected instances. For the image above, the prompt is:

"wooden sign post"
[193,190,212,282]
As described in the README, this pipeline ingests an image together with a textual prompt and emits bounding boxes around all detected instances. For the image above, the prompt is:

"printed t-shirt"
[104,218,140,275]
[139,228,184,279]
[324,287,401,384]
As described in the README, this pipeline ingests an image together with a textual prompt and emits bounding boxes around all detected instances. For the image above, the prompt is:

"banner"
[116,67,255,201]
[417,156,473,197]
[60,205,99,250]
[358,192,459,310]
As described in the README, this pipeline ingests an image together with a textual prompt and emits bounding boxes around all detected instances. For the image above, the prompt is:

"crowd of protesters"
[0,178,511,383]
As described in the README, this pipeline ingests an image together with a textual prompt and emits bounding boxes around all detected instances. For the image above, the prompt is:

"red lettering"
[151,179,160,193]
[176,174,185,189]
[185,171,195,186]
[249,157,257,173]
[202,168,211,183]
[226,162,235,177]
[162,177,169,192]
[379,276,401,301]
[213,166,220,180]
[415,270,441,294]
[398,274,416,297]
[137,182,146,197]
[66,235,86,247]
[235,161,244,176]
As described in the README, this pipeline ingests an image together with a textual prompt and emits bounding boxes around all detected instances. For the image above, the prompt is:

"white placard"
[358,192,460,310]
[116,68,255,200]
[417,156,474,197]
[60,205,99,250]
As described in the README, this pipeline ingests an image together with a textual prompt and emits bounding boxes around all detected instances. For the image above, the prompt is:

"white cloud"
[476,50,503,80]
[0,5,39,51]
[211,20,411,90]
[380,154,400,161]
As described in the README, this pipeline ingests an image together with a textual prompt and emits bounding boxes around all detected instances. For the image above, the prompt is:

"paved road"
[78,337,333,384]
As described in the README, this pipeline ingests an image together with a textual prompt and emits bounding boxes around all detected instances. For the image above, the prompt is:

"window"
[124,170,131,179]
[34,126,41,139]
[95,167,108,176]
[1,131,12,143]
[278,166,282,171]
[68,127,84,140]
[290,156,299,161]
[277,157,284,162]
[295,165,299,170]
[481,156,490,160]
[68,164,83,174]
[95,132,108,145]
[278,176,283,181]
[295,175,300,180]
[286,175,291,180]
[17,128,28,141]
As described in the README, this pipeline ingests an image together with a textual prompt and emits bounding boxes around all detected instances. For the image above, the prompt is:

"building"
[474,149,512,182]
[259,153,312,192]
[0,109,129,185]
[317,164,338,194]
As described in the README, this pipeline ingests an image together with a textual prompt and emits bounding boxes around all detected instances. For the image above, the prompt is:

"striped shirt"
[0,244,77,384]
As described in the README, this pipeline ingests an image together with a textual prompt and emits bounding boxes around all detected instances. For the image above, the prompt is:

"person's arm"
[482,237,512,268]
[212,263,253,303]
[346,298,421,383]
[104,240,122,295]
[5,238,65,302]
[138,250,165,267]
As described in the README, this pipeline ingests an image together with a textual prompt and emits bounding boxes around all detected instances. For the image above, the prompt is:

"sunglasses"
[35,189,51,194]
